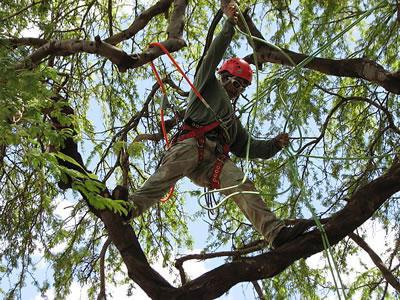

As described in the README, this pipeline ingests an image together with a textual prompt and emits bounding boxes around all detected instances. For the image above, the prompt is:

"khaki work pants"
[129,137,284,243]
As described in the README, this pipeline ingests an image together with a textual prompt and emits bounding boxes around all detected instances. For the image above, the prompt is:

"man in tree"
[128,2,309,248]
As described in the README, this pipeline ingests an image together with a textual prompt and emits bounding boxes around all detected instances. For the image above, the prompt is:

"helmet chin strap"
[231,95,239,109]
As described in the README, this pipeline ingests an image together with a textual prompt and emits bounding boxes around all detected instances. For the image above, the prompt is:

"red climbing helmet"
[218,57,253,84]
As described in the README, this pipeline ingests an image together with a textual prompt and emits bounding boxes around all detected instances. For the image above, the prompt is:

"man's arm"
[230,120,288,159]
[192,3,238,90]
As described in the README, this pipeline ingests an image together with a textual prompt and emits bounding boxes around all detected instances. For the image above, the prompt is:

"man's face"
[222,76,250,99]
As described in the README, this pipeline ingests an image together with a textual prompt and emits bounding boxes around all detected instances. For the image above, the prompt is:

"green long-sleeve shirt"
[184,20,281,159]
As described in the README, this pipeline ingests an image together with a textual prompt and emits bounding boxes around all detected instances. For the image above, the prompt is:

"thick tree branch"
[241,13,400,94]
[48,100,177,299]
[0,38,48,48]
[349,233,400,292]
[166,0,187,40]
[82,167,398,300]
[166,158,400,299]
[7,2,399,95]
[14,0,187,72]
[99,211,176,298]
[15,37,139,70]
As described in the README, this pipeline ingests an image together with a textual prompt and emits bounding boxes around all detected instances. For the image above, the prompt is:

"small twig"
[121,137,129,187]
[1,0,44,22]
[397,0,400,24]
[97,237,112,300]
[163,75,189,97]
[252,280,265,300]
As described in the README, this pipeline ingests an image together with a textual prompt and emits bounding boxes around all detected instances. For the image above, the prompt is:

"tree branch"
[15,0,187,72]
[241,12,400,94]
[48,99,177,299]
[349,232,400,292]
[15,37,140,70]
[252,280,265,300]
[166,158,400,299]
[104,0,173,46]
[166,0,187,40]
[97,238,112,300]
[0,0,44,22]
[107,0,113,37]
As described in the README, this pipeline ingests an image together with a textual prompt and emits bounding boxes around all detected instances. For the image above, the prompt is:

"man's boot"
[271,220,313,249]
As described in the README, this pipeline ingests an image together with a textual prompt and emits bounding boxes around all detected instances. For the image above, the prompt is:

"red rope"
[150,61,170,148]
[149,42,212,110]
[149,61,174,202]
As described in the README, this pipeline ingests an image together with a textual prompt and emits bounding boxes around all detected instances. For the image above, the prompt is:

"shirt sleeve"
[192,19,235,91]
[230,120,282,159]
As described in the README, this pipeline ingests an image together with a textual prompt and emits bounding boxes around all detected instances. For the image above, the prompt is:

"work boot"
[122,202,139,223]
[111,185,135,222]
[271,221,311,249]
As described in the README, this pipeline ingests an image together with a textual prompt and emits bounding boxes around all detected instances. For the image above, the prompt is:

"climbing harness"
[178,119,230,189]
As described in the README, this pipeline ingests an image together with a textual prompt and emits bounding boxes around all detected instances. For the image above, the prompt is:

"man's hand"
[223,2,239,24]
[274,133,289,148]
